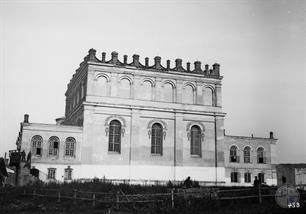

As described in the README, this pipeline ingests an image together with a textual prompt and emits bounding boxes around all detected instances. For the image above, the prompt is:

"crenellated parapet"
[83,48,221,78]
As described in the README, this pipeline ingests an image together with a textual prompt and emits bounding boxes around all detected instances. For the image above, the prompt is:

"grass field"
[0,180,305,214]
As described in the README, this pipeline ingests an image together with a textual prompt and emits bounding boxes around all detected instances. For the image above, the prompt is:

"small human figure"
[21,150,26,162]
[184,176,192,188]
[253,176,259,188]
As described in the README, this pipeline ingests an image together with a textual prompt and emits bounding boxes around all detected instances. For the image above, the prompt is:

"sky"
[0,0,305,163]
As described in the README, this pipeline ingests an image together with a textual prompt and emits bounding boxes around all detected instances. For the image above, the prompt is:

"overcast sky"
[0,0,305,163]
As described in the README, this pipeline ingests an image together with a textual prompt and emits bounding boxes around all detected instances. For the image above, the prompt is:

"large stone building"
[15,49,277,186]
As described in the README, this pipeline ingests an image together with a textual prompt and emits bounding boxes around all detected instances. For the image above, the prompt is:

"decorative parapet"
[81,48,221,78]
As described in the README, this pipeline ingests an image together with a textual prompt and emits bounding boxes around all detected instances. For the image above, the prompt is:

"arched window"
[183,85,194,104]
[48,136,60,156]
[118,78,131,98]
[65,137,76,157]
[244,146,251,163]
[257,147,265,163]
[141,81,153,100]
[108,120,121,153]
[230,146,239,162]
[151,123,163,155]
[203,87,213,106]
[31,135,43,156]
[96,76,108,96]
[162,83,174,102]
[190,125,201,156]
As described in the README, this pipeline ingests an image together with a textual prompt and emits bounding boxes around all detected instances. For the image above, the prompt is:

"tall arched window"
[141,81,153,100]
[257,147,265,163]
[203,87,213,106]
[183,85,194,104]
[48,136,60,156]
[162,83,174,102]
[151,123,163,155]
[190,125,201,156]
[65,137,76,157]
[118,78,131,98]
[96,76,108,96]
[31,135,43,156]
[108,120,121,153]
[230,145,239,162]
[244,146,251,163]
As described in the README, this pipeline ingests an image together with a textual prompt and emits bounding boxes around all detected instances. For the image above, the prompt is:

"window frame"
[230,172,239,183]
[64,166,73,181]
[190,125,202,156]
[31,135,43,156]
[108,120,121,153]
[47,168,56,180]
[65,137,76,157]
[244,172,251,183]
[243,146,251,163]
[257,147,265,164]
[151,123,163,155]
[230,146,239,163]
[48,136,60,157]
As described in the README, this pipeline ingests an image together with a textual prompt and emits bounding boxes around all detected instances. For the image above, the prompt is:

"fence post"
[258,184,262,204]
[116,191,120,209]
[93,193,96,207]
[171,188,175,208]
[73,190,77,204]
[57,191,61,203]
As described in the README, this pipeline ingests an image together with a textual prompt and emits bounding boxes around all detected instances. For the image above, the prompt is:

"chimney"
[132,54,140,65]
[186,62,190,71]
[194,61,202,72]
[269,131,274,139]
[205,64,209,74]
[213,63,220,76]
[24,114,29,123]
[111,51,118,63]
[88,48,96,61]
[145,57,149,67]
[123,55,128,65]
[154,56,162,68]
[167,60,170,70]
[101,52,106,63]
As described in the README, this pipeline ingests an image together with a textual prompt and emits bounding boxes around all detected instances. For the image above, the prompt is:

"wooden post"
[93,193,96,207]
[171,188,175,208]
[258,184,262,204]
[116,191,119,209]
[57,191,61,203]
[73,190,76,204]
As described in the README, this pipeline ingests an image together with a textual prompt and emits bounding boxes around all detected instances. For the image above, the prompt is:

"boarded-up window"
[96,76,108,96]
[118,78,131,98]
[203,87,213,106]
[141,81,152,100]
[183,85,194,104]
[162,83,173,102]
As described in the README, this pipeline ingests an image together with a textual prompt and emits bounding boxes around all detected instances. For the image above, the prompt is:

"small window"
[31,135,43,156]
[258,173,265,183]
[48,136,60,156]
[244,172,251,183]
[190,125,201,156]
[231,172,239,183]
[151,123,163,155]
[108,120,121,153]
[64,166,73,180]
[257,147,265,163]
[47,168,56,179]
[230,146,239,162]
[244,146,251,163]
[65,137,76,157]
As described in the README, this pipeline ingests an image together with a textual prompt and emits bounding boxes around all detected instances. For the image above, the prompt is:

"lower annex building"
[14,49,278,186]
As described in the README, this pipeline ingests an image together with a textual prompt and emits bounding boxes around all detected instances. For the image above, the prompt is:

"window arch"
[190,125,201,156]
[151,123,163,155]
[31,135,43,156]
[162,82,174,102]
[96,75,108,96]
[48,136,60,156]
[65,137,76,157]
[230,145,239,162]
[118,78,131,98]
[257,147,265,163]
[203,87,213,106]
[141,80,153,100]
[183,84,194,104]
[108,120,121,153]
[244,146,251,163]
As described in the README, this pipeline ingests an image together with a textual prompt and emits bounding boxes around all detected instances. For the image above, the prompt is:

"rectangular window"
[231,172,239,183]
[64,167,72,180]
[47,168,56,179]
[244,172,251,183]
[258,173,265,183]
